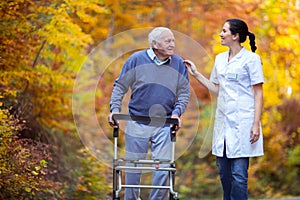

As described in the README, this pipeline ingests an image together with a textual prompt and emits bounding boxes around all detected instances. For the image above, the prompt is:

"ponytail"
[226,19,258,52]
[248,32,257,52]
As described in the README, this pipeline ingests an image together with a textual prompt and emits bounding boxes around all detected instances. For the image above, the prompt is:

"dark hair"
[226,19,257,52]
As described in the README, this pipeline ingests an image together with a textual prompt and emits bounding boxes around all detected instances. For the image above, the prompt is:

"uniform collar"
[229,47,245,59]
[227,47,245,63]
[236,47,246,58]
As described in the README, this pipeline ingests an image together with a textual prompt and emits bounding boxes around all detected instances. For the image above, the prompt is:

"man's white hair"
[148,27,171,48]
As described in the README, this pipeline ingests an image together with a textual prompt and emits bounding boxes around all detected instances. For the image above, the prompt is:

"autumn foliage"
[0,0,299,199]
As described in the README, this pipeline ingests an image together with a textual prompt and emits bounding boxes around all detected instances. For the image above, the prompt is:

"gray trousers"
[124,121,172,200]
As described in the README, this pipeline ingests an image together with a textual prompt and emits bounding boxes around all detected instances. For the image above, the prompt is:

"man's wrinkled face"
[153,30,175,59]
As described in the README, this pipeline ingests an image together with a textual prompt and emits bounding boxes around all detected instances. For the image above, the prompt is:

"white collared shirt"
[147,48,170,65]
[210,47,264,158]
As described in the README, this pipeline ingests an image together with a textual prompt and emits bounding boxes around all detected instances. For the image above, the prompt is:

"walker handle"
[111,114,179,140]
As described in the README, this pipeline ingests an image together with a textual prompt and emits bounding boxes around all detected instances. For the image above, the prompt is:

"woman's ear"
[232,33,239,41]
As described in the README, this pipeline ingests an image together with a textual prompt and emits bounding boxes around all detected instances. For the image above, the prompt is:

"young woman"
[185,19,264,200]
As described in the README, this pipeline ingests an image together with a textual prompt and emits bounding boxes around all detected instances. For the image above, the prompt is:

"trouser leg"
[216,155,232,200]
[216,146,249,200]
[124,122,149,200]
[149,169,169,200]
[231,157,249,200]
[149,126,172,200]
[124,172,142,200]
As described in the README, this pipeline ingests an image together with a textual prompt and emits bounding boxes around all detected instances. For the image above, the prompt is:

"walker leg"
[169,163,179,200]
[113,170,121,199]
[113,169,119,199]
[113,158,120,200]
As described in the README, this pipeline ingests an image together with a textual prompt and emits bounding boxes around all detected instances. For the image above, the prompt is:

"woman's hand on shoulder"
[184,60,198,76]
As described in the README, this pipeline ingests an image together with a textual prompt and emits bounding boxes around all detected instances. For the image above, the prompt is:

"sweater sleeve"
[172,60,190,117]
[110,57,136,113]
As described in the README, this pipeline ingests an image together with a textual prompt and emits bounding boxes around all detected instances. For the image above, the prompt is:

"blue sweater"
[110,49,190,118]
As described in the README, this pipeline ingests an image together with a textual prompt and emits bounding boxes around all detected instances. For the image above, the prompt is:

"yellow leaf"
[31,171,39,176]
[25,187,31,192]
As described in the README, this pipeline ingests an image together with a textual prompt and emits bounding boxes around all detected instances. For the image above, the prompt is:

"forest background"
[1,0,300,199]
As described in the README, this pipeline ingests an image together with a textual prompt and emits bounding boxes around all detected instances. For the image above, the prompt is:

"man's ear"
[152,40,158,49]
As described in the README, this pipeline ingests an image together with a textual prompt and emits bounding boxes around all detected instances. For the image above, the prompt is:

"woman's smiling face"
[219,22,235,47]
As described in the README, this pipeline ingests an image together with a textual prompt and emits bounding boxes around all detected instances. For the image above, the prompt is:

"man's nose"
[170,41,175,47]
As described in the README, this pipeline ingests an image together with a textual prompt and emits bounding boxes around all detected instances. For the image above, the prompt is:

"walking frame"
[112,114,180,200]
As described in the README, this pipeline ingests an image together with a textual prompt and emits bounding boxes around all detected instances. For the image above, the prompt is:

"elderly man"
[108,27,190,200]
